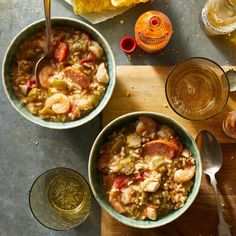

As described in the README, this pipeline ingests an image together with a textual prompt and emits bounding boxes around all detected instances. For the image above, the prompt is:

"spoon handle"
[43,0,51,55]
[210,175,232,236]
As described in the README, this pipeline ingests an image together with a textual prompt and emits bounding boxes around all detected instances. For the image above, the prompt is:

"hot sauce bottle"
[134,10,173,53]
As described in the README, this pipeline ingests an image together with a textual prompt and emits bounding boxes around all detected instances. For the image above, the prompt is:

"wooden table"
[101,66,236,236]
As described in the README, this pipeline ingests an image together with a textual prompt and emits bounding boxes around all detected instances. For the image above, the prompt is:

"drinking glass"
[165,57,229,121]
[29,167,91,230]
[200,0,236,35]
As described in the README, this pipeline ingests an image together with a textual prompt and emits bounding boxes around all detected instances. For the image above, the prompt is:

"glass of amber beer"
[201,0,236,35]
[165,57,229,121]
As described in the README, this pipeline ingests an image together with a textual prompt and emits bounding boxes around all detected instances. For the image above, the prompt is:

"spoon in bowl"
[35,0,51,87]
[196,130,231,236]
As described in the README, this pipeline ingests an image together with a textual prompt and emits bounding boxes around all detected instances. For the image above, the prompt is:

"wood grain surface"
[101,66,236,236]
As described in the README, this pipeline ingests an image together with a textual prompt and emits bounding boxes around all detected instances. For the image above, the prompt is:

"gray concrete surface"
[0,0,235,236]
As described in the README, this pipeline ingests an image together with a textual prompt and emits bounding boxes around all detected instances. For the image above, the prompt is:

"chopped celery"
[52,80,68,90]
[28,88,40,102]
[149,156,165,170]
[158,165,167,173]
[48,87,57,97]
[72,39,87,52]
[111,137,125,153]
[91,94,101,107]
[139,192,147,203]
[39,107,56,116]
[126,133,141,148]
[120,157,135,175]
[183,180,193,192]
[25,49,36,59]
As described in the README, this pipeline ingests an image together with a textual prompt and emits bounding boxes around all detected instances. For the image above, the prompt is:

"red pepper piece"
[113,176,131,189]
[54,42,68,62]
[135,172,144,181]
[27,80,36,89]
[80,55,96,64]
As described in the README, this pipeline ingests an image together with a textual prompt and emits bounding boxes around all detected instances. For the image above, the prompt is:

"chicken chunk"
[96,63,109,84]
[142,179,160,192]
[146,207,157,220]
[88,40,104,59]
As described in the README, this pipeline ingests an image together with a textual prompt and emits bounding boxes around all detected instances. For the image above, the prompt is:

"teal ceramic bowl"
[2,17,116,129]
[89,111,202,228]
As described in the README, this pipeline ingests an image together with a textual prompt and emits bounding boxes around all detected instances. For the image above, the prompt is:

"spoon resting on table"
[196,130,231,236]
[35,0,51,87]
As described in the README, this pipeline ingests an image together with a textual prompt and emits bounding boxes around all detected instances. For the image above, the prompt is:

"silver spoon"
[35,0,51,87]
[196,130,231,236]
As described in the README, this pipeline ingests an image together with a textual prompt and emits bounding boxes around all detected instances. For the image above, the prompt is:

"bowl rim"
[88,111,202,228]
[2,17,116,129]
[165,56,229,121]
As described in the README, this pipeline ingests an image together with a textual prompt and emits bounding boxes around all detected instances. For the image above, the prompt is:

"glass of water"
[200,0,236,35]
[29,167,91,230]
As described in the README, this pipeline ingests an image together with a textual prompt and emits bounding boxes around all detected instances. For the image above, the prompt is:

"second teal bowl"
[89,111,202,228]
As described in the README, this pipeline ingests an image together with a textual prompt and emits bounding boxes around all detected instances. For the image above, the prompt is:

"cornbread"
[111,0,149,7]
[72,0,149,14]
[73,0,116,14]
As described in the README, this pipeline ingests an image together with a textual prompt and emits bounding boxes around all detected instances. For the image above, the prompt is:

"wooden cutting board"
[103,66,236,143]
[101,66,236,235]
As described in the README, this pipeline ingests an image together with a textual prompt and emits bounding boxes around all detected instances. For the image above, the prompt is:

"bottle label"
[137,31,169,45]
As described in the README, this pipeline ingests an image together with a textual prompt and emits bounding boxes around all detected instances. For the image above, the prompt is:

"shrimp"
[136,116,157,136]
[109,191,126,214]
[45,93,70,114]
[174,166,195,183]
[88,40,104,59]
[157,125,175,139]
[38,65,56,88]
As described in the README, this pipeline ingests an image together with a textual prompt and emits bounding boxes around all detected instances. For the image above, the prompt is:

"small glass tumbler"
[200,0,236,35]
[165,57,229,121]
[222,111,236,138]
[29,167,91,230]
